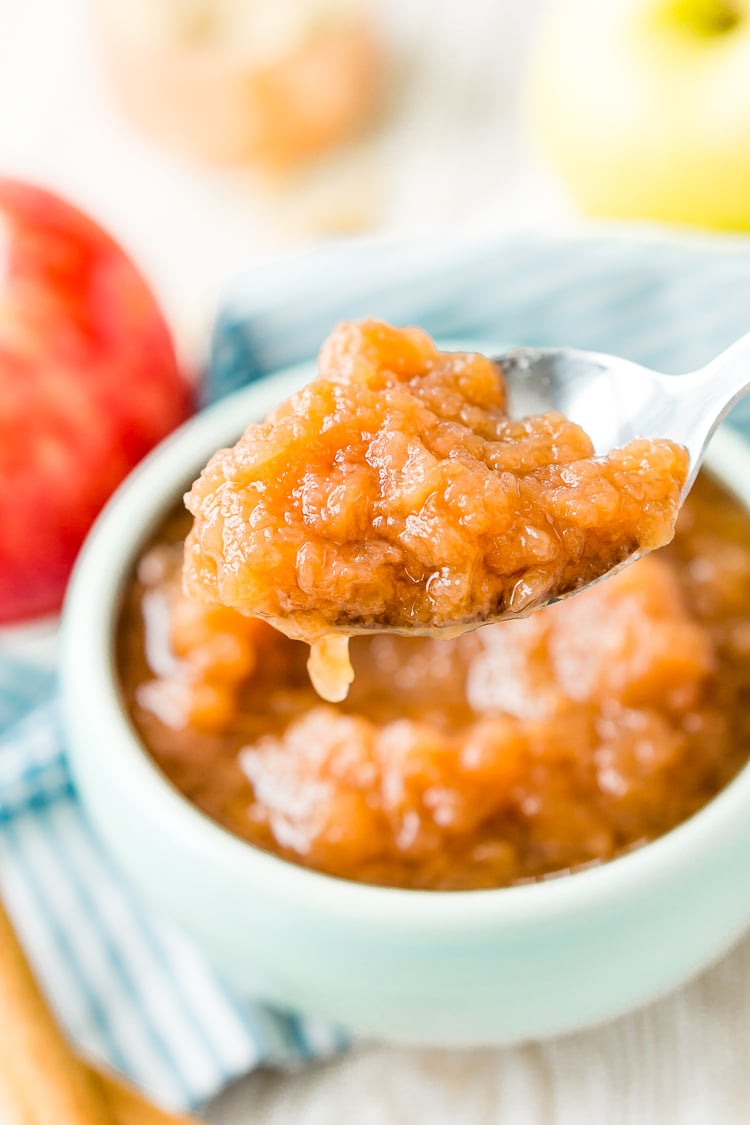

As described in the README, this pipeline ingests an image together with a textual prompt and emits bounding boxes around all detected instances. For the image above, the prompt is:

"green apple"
[528,0,750,229]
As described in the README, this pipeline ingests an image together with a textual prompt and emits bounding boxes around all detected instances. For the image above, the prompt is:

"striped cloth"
[3,229,750,1113]
[0,645,347,1113]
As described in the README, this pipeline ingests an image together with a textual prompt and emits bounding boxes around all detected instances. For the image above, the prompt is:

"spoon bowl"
[472,332,750,614]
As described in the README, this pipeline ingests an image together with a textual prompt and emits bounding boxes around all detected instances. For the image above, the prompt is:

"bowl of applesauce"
[61,351,750,1046]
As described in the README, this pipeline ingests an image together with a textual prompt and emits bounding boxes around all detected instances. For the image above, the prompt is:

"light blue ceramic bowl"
[61,357,750,1046]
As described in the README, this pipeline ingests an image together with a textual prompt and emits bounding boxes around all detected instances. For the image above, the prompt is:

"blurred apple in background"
[94,0,381,169]
[528,0,750,230]
[0,181,193,624]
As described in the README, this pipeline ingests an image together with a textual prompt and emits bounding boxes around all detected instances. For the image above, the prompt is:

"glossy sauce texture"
[183,321,688,648]
[118,473,750,890]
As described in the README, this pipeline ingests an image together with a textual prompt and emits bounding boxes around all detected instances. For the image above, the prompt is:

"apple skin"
[528,0,750,230]
[0,181,194,623]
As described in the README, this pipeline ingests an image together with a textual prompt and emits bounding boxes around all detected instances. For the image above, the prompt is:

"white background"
[2,2,748,1122]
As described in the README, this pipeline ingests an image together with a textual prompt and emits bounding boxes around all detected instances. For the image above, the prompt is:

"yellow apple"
[528,0,750,229]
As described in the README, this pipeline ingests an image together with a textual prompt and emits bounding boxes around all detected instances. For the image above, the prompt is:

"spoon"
[495,331,750,501]
[191,331,750,705]
[302,335,750,702]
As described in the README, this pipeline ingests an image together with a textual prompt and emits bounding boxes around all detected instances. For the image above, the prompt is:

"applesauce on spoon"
[184,320,688,700]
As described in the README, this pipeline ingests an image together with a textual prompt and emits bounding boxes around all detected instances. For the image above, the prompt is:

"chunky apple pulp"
[118,473,750,890]
[183,321,689,701]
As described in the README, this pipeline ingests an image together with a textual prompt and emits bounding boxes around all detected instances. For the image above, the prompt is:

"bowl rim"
[61,352,750,932]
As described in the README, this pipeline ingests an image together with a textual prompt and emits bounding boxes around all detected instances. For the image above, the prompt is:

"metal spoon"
[217,332,750,705]
[495,332,750,500]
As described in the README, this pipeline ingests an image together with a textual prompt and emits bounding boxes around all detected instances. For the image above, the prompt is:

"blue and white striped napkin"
[3,228,750,1113]
[0,645,347,1112]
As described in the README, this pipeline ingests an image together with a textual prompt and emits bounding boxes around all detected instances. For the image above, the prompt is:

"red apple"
[0,180,193,623]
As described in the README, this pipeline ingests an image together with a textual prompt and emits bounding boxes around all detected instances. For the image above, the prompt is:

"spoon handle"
[695,331,750,424]
[674,332,750,490]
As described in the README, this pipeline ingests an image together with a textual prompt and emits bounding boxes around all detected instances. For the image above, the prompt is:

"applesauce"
[117,471,750,890]
[183,321,688,702]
